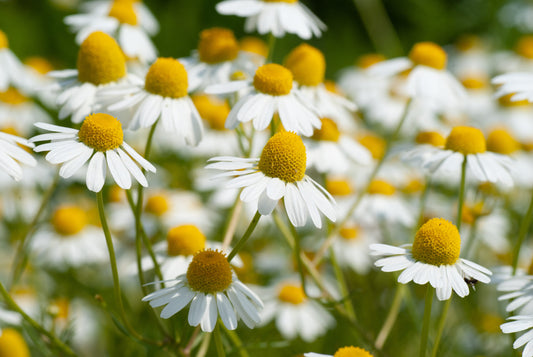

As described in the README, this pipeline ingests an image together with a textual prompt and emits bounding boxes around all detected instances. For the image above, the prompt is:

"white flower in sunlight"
[501,315,533,357]
[0,30,30,91]
[0,131,36,181]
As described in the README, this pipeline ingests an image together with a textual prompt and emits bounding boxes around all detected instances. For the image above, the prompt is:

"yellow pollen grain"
[278,284,305,305]
[186,249,233,294]
[0,30,8,49]
[167,225,206,256]
[198,28,239,64]
[411,218,461,266]
[498,93,530,107]
[334,346,374,357]
[108,1,138,25]
[358,134,385,160]
[0,87,28,105]
[340,226,359,240]
[258,131,306,182]
[0,329,30,357]
[52,206,87,236]
[240,36,268,57]
[487,128,520,155]
[77,31,126,85]
[78,113,123,152]
[284,43,325,86]
[312,118,340,142]
[516,35,533,59]
[326,178,353,196]
[408,42,447,70]
[368,179,395,196]
[357,53,386,69]
[445,126,486,155]
[24,57,54,75]
[460,75,488,90]
[192,94,230,131]
[253,63,293,96]
[145,194,169,216]
[145,57,188,98]
[415,131,445,147]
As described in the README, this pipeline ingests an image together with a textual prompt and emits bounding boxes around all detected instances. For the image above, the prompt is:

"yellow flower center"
[240,36,268,57]
[145,194,169,216]
[278,284,305,305]
[461,202,484,225]
[49,298,70,320]
[78,113,124,151]
[486,128,520,155]
[415,131,445,147]
[145,57,188,99]
[498,93,530,107]
[263,0,298,3]
[284,43,325,86]
[368,179,395,196]
[0,87,28,105]
[408,42,447,70]
[357,53,386,69]
[312,118,340,142]
[334,346,374,357]
[108,1,138,25]
[460,75,488,90]
[51,206,87,236]
[197,28,239,64]
[24,56,54,75]
[411,218,461,266]
[167,225,206,256]
[0,329,30,357]
[515,35,533,59]
[186,249,233,294]
[358,134,385,160]
[109,185,124,203]
[340,226,359,241]
[0,30,8,49]
[326,178,353,196]
[258,131,306,182]
[77,31,126,85]
[192,94,230,131]
[253,63,293,96]
[402,179,425,194]
[445,126,486,155]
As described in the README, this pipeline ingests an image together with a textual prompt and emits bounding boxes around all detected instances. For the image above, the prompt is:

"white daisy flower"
[498,274,533,315]
[21,56,57,109]
[142,249,263,332]
[216,0,326,40]
[0,131,36,181]
[64,0,156,63]
[103,57,204,146]
[206,63,321,136]
[305,346,374,357]
[0,86,52,134]
[0,30,30,91]
[331,224,376,274]
[48,31,138,124]
[369,41,467,110]
[370,217,492,301]
[30,113,156,192]
[206,131,336,228]
[501,315,533,357]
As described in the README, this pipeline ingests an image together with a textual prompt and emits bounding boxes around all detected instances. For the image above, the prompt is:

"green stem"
[375,284,405,349]
[213,324,226,357]
[430,298,452,357]
[223,327,250,357]
[512,188,533,274]
[266,33,276,63]
[419,285,433,357]
[456,156,468,232]
[291,222,307,295]
[329,246,356,320]
[0,282,77,357]
[227,212,261,262]
[416,176,432,229]
[221,192,243,250]
[462,220,478,260]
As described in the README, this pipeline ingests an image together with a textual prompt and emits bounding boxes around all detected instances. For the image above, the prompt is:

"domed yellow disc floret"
[358,134,386,160]
[515,35,533,59]
[0,328,30,357]
[445,126,486,155]
[460,75,488,90]
[278,284,305,305]
[145,57,188,99]
[408,42,447,70]
[52,206,87,236]
[258,131,306,182]
[412,218,461,266]
[415,131,445,147]
[312,118,340,142]
[77,32,126,85]
[253,64,293,96]
[192,94,230,131]
[284,43,325,87]
[167,225,206,256]
[357,53,386,69]
[24,57,54,75]
[197,28,239,64]
[108,1,138,25]
[326,178,353,196]
[0,87,28,105]
[368,179,395,196]
[334,346,374,357]
[78,113,124,152]
[186,249,233,294]
[240,36,268,57]
[487,128,520,155]
[498,93,530,107]
[0,30,8,49]
[145,194,169,216]
[340,226,359,241]
[403,178,424,194]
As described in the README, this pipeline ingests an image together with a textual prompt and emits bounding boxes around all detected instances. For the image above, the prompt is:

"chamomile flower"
[64,0,157,63]
[103,57,204,145]
[305,346,374,357]
[331,224,376,274]
[207,63,321,136]
[48,31,137,124]
[371,218,492,300]
[31,113,156,192]
[142,249,263,332]
[369,41,467,110]
[22,56,57,108]
[216,0,326,40]
[501,315,533,357]
[493,70,533,103]
[0,30,30,91]
[0,87,52,134]
[498,273,533,315]
[0,131,36,181]
[206,131,336,228]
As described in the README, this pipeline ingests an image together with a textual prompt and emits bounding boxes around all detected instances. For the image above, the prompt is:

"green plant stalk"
[416,176,432,229]
[456,156,468,232]
[213,324,226,357]
[512,188,533,274]
[266,33,276,63]
[375,284,405,349]
[291,221,308,295]
[221,191,243,250]
[419,285,433,357]
[223,326,250,357]
[430,298,452,357]
[227,211,261,262]
[329,246,357,321]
